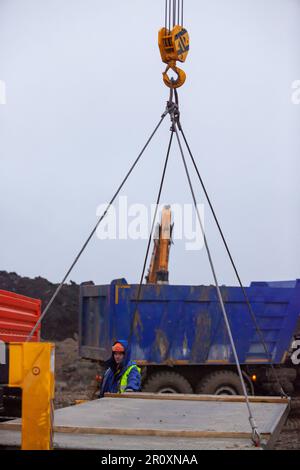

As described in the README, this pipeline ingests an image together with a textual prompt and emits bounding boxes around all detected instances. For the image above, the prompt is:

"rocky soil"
[273,397,300,450]
[0,270,80,340]
[54,337,105,408]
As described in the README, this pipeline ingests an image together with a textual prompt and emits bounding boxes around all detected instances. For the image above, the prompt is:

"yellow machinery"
[146,206,173,284]
[7,343,55,450]
[158,25,189,89]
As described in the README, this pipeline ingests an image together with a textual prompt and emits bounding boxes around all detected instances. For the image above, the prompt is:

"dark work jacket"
[100,339,141,397]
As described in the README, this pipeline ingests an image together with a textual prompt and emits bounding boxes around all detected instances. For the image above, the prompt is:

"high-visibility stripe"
[119,364,141,393]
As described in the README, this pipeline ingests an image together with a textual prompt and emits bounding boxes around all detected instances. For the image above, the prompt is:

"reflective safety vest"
[119,364,141,393]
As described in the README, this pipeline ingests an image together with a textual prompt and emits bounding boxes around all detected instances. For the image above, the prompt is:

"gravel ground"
[54,337,104,408]
[274,398,300,450]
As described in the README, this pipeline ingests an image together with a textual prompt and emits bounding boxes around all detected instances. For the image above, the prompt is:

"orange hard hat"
[112,342,125,353]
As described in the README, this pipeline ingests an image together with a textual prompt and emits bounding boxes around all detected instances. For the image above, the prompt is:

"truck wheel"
[196,370,249,395]
[142,371,193,394]
[278,381,294,395]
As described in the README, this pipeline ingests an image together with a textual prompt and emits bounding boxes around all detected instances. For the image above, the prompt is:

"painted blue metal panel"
[251,280,297,288]
[79,279,300,365]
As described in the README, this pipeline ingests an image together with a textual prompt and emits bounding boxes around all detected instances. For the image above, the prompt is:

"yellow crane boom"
[146,206,173,284]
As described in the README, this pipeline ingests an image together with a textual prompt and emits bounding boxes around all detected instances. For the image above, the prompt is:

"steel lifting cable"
[181,0,184,27]
[173,0,177,28]
[165,0,167,30]
[169,109,261,445]
[128,129,174,345]
[166,0,182,29]
[26,111,169,342]
[176,118,287,397]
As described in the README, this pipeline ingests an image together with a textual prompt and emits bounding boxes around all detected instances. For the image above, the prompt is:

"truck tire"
[196,370,249,395]
[279,381,294,395]
[266,368,297,383]
[142,371,193,394]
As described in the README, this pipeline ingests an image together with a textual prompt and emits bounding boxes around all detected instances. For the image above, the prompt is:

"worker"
[99,339,141,397]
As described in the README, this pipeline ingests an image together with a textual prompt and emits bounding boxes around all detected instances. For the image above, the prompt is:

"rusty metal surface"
[79,279,300,366]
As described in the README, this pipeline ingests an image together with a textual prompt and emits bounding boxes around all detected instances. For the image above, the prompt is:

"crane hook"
[163,61,186,89]
[158,25,189,89]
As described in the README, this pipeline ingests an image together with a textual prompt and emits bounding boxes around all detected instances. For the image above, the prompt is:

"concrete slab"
[0,429,256,450]
[52,397,286,435]
[0,394,290,450]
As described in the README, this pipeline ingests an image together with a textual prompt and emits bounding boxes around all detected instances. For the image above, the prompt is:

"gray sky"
[0,0,299,286]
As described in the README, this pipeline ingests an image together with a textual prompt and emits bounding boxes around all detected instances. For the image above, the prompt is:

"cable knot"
[165,83,181,130]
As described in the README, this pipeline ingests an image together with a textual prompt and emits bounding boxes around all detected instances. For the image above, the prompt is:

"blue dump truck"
[79,279,300,395]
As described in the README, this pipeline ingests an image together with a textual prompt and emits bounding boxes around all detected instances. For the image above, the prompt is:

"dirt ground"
[54,337,103,408]
[0,270,80,340]
[273,398,300,450]
[53,338,300,450]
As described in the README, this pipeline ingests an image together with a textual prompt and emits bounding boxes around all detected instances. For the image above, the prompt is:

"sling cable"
[27,0,288,448]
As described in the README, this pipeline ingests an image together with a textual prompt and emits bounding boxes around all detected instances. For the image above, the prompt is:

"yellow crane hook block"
[158,25,190,88]
[2,342,55,450]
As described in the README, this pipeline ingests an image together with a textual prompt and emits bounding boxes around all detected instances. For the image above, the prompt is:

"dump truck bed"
[79,279,300,365]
